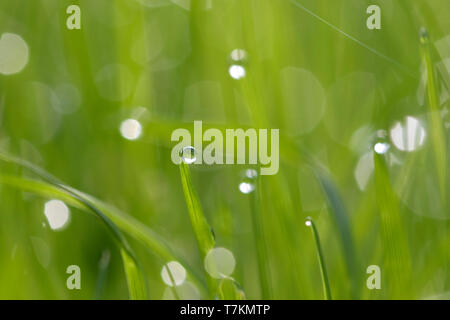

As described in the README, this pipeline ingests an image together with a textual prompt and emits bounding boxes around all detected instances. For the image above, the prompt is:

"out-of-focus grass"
[0,0,448,299]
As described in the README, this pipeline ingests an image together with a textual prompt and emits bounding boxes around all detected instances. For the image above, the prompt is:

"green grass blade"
[179,162,216,294]
[0,172,148,300]
[420,28,447,204]
[179,162,215,256]
[305,217,332,300]
[249,177,273,299]
[373,152,412,298]
[217,278,246,300]
[0,172,207,295]
[120,248,147,300]
[0,151,211,298]
[314,169,358,298]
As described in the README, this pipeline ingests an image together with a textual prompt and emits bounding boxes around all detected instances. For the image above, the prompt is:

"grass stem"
[305,217,332,300]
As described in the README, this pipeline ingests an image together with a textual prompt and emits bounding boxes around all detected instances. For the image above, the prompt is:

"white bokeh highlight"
[204,247,236,279]
[120,119,142,140]
[161,261,186,287]
[390,116,426,152]
[44,200,70,230]
[0,33,29,75]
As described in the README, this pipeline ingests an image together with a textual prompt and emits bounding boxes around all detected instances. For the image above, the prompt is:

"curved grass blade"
[0,175,147,300]
[0,151,207,297]
[0,172,207,296]
[305,217,332,300]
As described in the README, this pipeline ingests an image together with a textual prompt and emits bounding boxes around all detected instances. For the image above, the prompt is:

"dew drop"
[229,65,246,80]
[420,27,429,45]
[229,49,248,63]
[245,169,258,179]
[374,142,390,154]
[239,181,255,194]
[180,146,197,164]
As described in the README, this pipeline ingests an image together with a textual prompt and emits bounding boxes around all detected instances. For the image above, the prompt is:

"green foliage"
[0,0,448,300]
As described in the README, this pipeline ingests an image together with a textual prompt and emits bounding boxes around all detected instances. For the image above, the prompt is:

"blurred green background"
[0,0,448,299]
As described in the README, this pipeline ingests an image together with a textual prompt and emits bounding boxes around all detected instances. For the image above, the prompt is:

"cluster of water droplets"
[228,49,247,80]
[238,168,258,194]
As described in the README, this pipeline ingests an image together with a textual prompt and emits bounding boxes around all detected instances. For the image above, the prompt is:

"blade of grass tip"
[314,169,358,299]
[249,176,273,299]
[179,161,216,294]
[0,173,208,296]
[373,152,412,298]
[420,28,447,205]
[305,217,332,300]
[0,153,151,299]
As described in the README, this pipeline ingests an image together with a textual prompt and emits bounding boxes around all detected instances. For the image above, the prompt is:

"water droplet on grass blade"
[245,169,258,179]
[420,27,429,45]
[239,181,255,194]
[180,146,197,164]
[305,217,312,227]
[239,169,257,194]
[374,142,390,154]
[229,65,246,80]
[229,49,248,63]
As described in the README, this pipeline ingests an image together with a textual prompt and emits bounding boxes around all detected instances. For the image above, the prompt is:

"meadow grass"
[0,0,448,300]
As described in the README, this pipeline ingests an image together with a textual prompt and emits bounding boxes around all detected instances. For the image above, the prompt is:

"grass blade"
[120,248,147,300]
[420,28,447,204]
[314,169,358,298]
[217,278,245,300]
[0,172,207,295]
[0,169,148,300]
[249,176,273,299]
[373,152,412,298]
[0,151,211,298]
[179,162,215,256]
[179,162,216,294]
[305,217,332,300]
